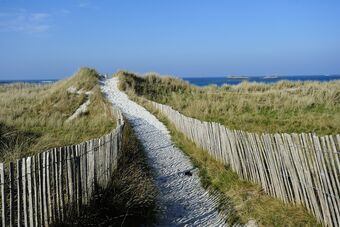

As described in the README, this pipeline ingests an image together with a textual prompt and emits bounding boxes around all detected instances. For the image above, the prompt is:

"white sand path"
[66,87,93,122]
[101,77,227,226]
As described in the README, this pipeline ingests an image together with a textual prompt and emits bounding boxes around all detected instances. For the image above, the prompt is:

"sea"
[0,80,57,85]
[183,75,340,86]
[1,75,340,87]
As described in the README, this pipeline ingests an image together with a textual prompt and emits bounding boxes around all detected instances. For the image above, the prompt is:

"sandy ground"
[66,87,92,122]
[101,78,227,226]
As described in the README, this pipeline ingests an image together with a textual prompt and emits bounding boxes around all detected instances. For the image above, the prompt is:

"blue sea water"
[0,80,57,84]
[1,75,340,86]
[183,75,340,86]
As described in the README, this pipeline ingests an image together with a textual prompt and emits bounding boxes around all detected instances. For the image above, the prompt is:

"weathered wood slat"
[46,152,52,225]
[38,153,44,227]
[42,152,49,227]
[9,162,14,227]
[32,156,39,227]
[50,150,55,224]
[67,148,73,205]
[0,163,6,227]
[75,157,81,215]
[59,148,64,222]
[54,149,60,222]
[22,158,28,227]
[17,159,22,227]
[81,143,88,204]
[27,157,34,227]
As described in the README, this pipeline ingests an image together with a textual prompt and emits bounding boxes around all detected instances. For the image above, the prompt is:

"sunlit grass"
[117,71,340,135]
[0,67,115,162]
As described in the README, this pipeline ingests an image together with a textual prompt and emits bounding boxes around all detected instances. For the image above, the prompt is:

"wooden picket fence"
[0,108,124,226]
[152,101,340,227]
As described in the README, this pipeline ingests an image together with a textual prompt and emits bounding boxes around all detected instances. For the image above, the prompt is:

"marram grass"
[0,67,115,162]
[117,71,340,135]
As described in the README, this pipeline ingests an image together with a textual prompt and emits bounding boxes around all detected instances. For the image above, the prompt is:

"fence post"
[49,150,55,224]
[53,149,60,222]
[67,147,73,207]
[38,153,44,226]
[27,157,34,227]
[22,158,28,226]
[42,152,49,226]
[0,163,6,227]
[59,148,64,222]
[32,156,39,226]
[9,162,14,227]
[46,151,52,224]
[17,159,22,227]
[83,143,88,204]
[75,157,81,215]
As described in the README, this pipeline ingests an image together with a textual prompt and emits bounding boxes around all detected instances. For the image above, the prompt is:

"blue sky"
[0,0,339,79]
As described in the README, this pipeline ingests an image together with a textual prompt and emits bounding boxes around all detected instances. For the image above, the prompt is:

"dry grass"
[0,67,115,162]
[118,71,340,135]
[135,96,320,227]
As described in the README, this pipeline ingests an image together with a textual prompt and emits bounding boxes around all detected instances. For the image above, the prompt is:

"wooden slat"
[32,156,39,227]
[54,149,60,222]
[42,152,48,226]
[38,153,44,227]
[46,151,52,224]
[0,163,6,227]
[75,157,81,215]
[27,157,34,227]
[59,148,64,222]
[22,158,28,227]
[9,162,14,227]
[67,147,74,205]
[87,140,94,198]
[81,143,87,205]
[72,147,77,206]
[50,150,55,224]
[17,159,22,227]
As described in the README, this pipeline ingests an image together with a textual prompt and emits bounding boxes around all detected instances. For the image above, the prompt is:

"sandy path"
[101,78,226,226]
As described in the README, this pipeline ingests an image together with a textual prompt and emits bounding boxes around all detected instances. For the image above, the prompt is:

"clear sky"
[0,0,339,79]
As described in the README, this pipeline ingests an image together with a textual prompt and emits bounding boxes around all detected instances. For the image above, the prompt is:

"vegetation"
[134,96,320,227]
[0,67,115,162]
[1,68,158,226]
[118,71,340,135]
[62,121,157,226]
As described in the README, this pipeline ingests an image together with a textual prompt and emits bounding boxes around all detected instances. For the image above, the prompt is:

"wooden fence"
[0,108,124,226]
[152,101,340,227]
